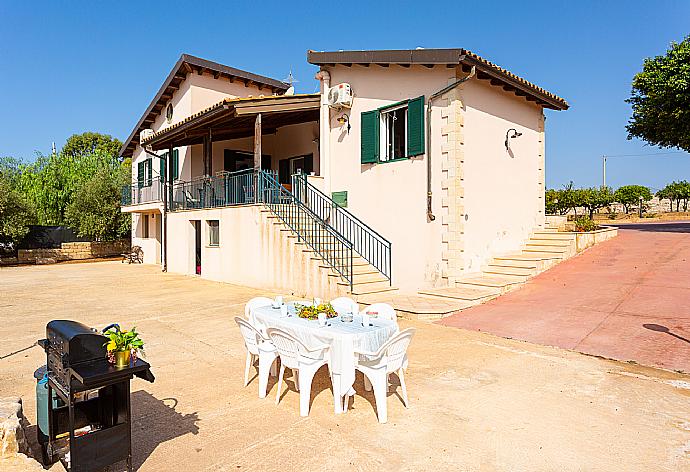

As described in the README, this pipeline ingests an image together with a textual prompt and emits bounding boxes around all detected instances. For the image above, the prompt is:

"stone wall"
[18,240,130,263]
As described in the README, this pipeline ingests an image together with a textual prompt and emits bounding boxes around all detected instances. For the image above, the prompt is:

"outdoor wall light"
[337,113,351,134]
[504,128,522,151]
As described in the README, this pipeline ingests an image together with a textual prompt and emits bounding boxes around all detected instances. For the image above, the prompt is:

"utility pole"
[601,155,607,188]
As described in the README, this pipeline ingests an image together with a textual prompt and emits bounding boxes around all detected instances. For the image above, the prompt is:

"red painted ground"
[440,221,690,372]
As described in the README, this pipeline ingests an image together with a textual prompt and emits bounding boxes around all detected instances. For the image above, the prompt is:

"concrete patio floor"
[440,221,690,373]
[1,262,689,471]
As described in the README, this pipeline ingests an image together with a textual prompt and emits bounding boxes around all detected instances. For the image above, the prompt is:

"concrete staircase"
[262,208,397,298]
[418,227,577,316]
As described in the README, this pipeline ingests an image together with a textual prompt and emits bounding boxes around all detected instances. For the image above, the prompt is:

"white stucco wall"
[131,212,161,264]
[166,205,343,298]
[322,65,454,293]
[321,64,547,291]
[461,79,545,272]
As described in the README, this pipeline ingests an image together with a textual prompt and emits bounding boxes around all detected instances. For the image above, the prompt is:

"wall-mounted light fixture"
[504,128,522,151]
[337,113,351,134]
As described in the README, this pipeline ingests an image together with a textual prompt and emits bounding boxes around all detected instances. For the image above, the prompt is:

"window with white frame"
[380,104,408,161]
[208,220,219,247]
[360,96,425,165]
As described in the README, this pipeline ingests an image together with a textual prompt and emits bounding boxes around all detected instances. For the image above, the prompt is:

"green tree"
[61,132,123,160]
[659,181,690,212]
[614,185,652,213]
[0,175,34,244]
[575,187,614,219]
[16,150,120,225]
[545,182,576,215]
[626,36,690,152]
[65,167,131,241]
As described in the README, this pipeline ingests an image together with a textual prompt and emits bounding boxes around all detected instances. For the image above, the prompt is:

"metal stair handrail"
[259,170,353,290]
[292,173,391,284]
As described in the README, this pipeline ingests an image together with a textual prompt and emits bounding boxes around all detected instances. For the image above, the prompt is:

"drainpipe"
[315,69,331,196]
[425,66,476,222]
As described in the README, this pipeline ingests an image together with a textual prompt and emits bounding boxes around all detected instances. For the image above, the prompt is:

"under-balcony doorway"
[192,220,201,275]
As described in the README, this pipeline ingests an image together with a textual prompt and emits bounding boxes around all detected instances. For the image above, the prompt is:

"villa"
[119,49,568,300]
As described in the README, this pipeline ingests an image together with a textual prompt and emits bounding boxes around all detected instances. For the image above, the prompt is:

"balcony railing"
[121,177,163,206]
[170,169,255,211]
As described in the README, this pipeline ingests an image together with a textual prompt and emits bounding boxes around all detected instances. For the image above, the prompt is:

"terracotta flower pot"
[113,350,131,368]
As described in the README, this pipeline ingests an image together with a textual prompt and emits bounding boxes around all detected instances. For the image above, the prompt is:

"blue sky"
[1,1,688,190]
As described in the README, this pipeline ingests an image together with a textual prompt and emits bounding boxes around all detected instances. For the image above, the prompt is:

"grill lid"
[46,320,107,364]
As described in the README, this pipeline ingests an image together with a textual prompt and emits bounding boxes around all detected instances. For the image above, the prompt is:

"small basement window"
[381,105,407,161]
[208,220,219,247]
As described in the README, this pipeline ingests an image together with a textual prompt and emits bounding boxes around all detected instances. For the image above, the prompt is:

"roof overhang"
[119,54,289,158]
[307,48,569,111]
[142,94,320,151]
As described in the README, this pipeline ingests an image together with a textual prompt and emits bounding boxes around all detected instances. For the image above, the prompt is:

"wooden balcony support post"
[254,113,262,202]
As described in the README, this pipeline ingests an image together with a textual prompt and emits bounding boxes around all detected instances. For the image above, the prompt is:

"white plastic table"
[250,301,398,414]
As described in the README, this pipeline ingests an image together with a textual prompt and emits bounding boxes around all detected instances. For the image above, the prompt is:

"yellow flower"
[107,340,117,351]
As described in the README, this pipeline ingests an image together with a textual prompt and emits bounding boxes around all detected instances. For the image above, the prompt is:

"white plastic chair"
[244,297,274,319]
[234,317,278,398]
[331,296,359,315]
[363,303,397,322]
[266,327,332,417]
[352,328,416,423]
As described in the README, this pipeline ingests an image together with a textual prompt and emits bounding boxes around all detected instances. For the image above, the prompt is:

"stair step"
[338,274,389,286]
[334,272,387,284]
[524,245,569,253]
[495,252,562,261]
[350,283,398,296]
[483,265,536,277]
[488,259,539,269]
[456,274,526,289]
[527,239,573,247]
[531,231,575,240]
[418,285,500,301]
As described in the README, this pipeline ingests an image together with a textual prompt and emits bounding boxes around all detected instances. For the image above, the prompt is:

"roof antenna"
[282,68,298,95]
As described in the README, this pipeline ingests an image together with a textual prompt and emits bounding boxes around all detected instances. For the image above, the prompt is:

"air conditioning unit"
[139,129,154,144]
[327,83,353,108]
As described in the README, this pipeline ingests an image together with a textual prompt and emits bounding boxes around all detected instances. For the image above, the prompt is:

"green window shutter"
[407,95,425,156]
[146,158,153,187]
[137,161,144,188]
[173,149,179,180]
[160,152,167,183]
[360,109,380,164]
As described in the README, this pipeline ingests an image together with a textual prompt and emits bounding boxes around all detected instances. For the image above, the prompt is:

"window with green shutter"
[360,110,380,164]
[146,158,152,187]
[172,149,179,180]
[407,96,425,156]
[362,96,425,164]
[160,152,168,183]
[137,161,145,188]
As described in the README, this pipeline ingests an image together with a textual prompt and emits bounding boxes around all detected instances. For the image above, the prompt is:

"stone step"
[495,252,562,262]
[418,285,500,302]
[527,239,573,247]
[531,231,575,240]
[487,258,539,269]
[316,258,370,268]
[524,244,569,253]
[456,274,527,290]
[334,272,388,284]
[350,281,398,296]
[482,265,536,277]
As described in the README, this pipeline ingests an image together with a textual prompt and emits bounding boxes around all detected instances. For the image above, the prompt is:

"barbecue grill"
[38,320,154,472]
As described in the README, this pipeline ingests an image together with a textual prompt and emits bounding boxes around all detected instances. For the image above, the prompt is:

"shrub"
[574,216,598,232]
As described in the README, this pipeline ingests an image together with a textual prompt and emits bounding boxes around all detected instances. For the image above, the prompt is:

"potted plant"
[104,326,145,367]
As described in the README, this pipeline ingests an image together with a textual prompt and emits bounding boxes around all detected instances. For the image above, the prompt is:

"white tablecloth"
[250,301,398,409]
